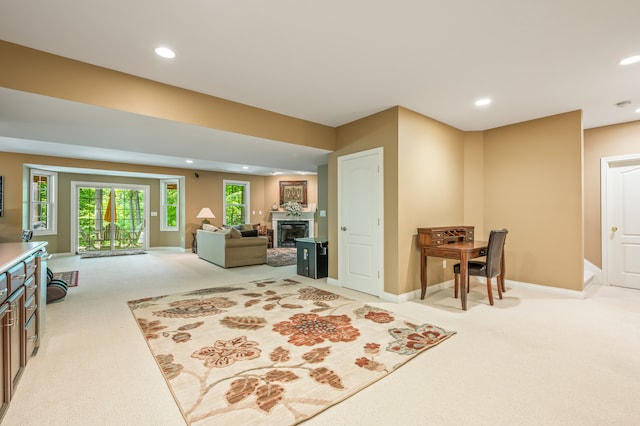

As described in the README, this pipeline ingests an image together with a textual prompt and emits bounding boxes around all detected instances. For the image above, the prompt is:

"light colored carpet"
[4,248,640,425]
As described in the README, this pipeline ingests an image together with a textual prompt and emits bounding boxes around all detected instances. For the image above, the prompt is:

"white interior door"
[338,148,383,296]
[607,161,640,289]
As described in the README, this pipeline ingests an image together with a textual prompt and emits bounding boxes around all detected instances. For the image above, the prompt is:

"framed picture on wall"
[279,180,307,207]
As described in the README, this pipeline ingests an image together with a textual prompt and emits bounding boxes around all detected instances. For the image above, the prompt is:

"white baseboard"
[328,276,588,302]
[584,259,602,286]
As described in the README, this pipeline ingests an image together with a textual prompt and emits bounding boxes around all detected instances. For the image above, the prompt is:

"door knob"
[611,226,618,232]
[341,226,348,231]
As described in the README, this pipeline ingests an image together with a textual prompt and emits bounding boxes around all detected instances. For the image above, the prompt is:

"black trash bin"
[295,238,328,279]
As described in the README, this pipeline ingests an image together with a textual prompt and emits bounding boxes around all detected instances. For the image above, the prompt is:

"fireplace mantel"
[271,211,315,248]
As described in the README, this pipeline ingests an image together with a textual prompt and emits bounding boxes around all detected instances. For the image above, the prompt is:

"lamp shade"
[197,208,215,225]
[197,208,216,219]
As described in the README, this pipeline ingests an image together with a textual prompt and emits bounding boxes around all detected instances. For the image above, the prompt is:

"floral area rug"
[52,270,78,287]
[127,278,455,425]
[266,248,297,267]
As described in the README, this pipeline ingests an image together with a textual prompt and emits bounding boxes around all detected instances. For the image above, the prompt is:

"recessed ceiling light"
[155,47,175,59]
[636,108,640,113]
[619,55,640,65]
[185,160,193,164]
[242,166,249,170]
[475,98,492,107]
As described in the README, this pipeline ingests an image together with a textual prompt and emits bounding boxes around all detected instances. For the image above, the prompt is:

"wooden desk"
[419,240,488,311]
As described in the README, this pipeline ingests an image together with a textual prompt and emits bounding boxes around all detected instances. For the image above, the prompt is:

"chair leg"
[486,278,494,305]
[496,275,503,300]
[454,273,459,298]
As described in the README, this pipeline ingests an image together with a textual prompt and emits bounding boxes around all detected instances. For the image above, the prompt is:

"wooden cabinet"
[0,242,47,422]
[0,302,9,419]
[6,286,25,394]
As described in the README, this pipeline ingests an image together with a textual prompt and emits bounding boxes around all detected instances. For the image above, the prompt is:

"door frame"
[70,181,150,254]
[600,153,640,286]
[337,147,384,297]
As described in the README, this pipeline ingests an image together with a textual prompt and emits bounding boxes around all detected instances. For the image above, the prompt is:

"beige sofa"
[196,229,268,268]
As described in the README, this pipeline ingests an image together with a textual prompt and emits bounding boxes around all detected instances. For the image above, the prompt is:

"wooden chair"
[453,229,508,305]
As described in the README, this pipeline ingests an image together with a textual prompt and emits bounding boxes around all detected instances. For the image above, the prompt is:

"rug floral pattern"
[128,278,455,425]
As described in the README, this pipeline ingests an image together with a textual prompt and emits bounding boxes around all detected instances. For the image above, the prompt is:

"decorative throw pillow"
[240,229,258,237]
[239,224,254,231]
[229,228,242,238]
[202,223,218,232]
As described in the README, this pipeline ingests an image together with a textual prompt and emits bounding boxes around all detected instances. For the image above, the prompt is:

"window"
[161,179,179,231]
[224,180,249,226]
[30,169,57,235]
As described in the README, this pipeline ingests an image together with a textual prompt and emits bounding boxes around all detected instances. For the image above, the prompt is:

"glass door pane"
[77,186,145,253]
[113,188,145,249]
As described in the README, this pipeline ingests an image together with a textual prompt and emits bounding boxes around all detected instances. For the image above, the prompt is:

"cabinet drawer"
[25,313,37,359]
[7,263,26,294]
[24,255,37,279]
[0,273,7,303]
[25,294,37,322]
[25,276,37,300]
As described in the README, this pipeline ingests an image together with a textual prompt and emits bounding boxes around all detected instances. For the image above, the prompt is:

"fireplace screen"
[277,221,309,247]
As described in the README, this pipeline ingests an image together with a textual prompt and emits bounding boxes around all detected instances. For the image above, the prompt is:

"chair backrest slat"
[485,229,508,278]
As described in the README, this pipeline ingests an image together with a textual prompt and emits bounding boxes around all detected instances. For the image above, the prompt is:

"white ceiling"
[1,0,639,175]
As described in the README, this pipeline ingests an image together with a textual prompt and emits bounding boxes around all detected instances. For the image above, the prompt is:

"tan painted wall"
[583,120,640,268]
[398,108,465,295]
[463,132,485,236]
[483,111,584,290]
[330,108,399,291]
[0,41,335,151]
[0,151,318,253]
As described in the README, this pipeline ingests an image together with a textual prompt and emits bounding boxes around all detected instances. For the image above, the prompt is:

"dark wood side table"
[192,232,197,253]
[259,227,273,248]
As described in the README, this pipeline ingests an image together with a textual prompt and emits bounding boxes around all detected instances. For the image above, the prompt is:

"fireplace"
[277,221,309,247]
[271,211,315,247]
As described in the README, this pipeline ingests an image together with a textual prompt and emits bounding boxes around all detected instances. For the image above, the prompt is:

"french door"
[72,183,148,254]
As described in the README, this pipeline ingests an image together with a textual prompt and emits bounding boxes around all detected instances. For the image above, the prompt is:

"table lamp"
[196,208,215,226]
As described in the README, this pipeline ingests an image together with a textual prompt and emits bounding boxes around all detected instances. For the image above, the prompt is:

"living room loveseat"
[196,228,268,268]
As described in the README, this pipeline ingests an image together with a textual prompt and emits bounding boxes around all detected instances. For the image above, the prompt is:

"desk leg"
[420,248,427,299]
[459,252,469,310]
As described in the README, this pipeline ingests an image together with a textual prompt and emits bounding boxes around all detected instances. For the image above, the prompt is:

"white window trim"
[30,168,57,236]
[223,179,250,226]
[161,178,179,231]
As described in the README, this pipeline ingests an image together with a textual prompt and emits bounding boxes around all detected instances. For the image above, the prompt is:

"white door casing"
[338,148,383,296]
[71,181,150,254]
[602,155,640,289]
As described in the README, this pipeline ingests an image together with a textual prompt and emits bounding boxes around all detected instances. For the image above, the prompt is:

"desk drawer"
[7,262,26,294]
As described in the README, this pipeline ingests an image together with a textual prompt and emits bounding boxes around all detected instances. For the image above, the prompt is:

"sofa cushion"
[202,223,219,232]
[229,228,242,238]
